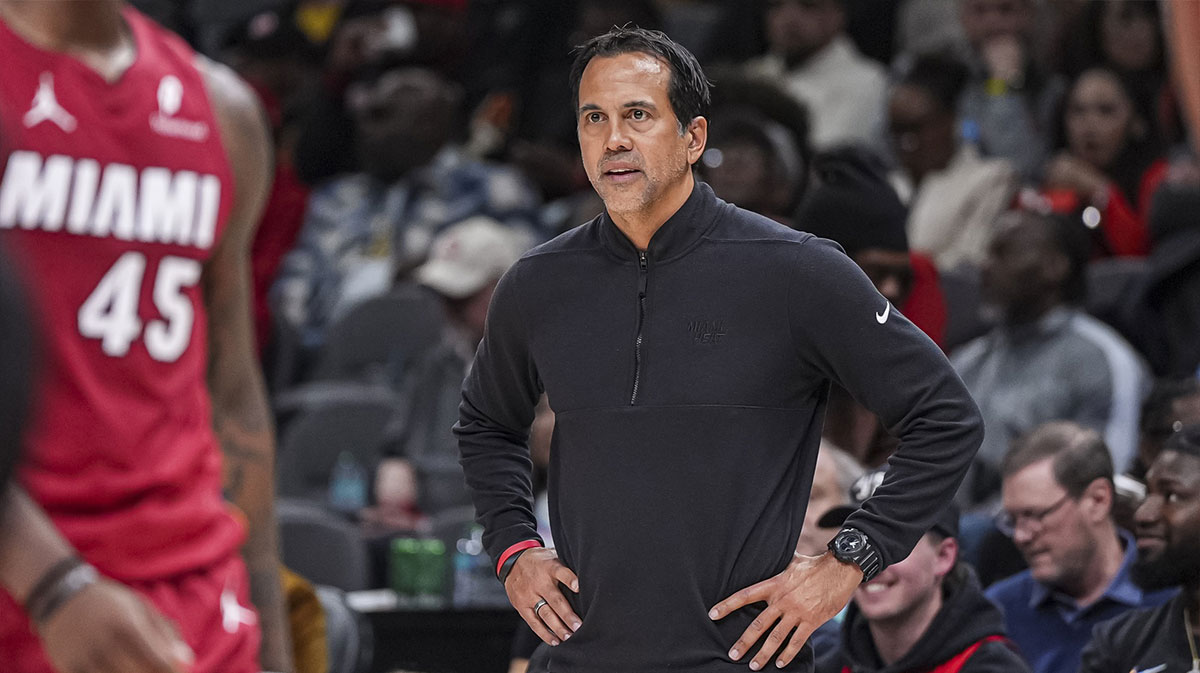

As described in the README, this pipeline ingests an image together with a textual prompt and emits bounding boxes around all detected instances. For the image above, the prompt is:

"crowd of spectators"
[126,0,1200,671]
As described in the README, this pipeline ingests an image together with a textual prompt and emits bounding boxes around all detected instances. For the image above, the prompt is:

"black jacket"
[816,567,1029,673]
[1078,592,1195,673]
[456,183,983,672]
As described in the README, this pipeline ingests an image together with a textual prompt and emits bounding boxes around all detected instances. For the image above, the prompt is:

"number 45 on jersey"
[78,251,202,363]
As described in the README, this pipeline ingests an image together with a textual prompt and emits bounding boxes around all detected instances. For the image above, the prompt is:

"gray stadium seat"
[277,498,371,592]
[310,285,445,383]
[315,585,373,673]
[275,384,399,502]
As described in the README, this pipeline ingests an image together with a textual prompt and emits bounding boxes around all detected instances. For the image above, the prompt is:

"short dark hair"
[569,26,711,133]
[899,53,970,114]
[1002,421,1114,498]
[1141,378,1200,434]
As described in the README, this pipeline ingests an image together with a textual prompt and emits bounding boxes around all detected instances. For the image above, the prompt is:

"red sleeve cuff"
[496,540,542,576]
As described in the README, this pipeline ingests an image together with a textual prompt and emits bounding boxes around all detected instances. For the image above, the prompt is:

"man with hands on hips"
[456,27,983,673]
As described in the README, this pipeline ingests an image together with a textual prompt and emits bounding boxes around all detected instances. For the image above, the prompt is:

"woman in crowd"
[888,53,1018,272]
[1060,0,1181,145]
[1042,66,1167,257]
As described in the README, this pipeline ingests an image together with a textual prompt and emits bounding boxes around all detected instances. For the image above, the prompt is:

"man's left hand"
[709,552,862,670]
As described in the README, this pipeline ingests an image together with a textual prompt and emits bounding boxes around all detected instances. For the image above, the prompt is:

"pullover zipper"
[631,250,648,405]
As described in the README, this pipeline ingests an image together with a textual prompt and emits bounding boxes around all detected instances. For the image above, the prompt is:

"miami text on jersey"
[0,150,221,249]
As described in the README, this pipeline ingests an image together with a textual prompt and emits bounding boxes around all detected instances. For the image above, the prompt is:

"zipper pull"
[638,251,648,295]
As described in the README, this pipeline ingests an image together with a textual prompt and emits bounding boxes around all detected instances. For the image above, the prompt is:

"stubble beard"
[597,142,692,220]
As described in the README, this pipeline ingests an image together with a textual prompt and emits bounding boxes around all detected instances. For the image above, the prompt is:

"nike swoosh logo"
[1133,664,1167,673]
[875,301,891,324]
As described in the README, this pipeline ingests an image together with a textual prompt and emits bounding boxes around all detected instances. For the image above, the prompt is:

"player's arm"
[0,487,194,673]
[199,57,293,673]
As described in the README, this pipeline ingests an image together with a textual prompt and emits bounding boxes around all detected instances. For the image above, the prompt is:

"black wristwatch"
[828,527,883,583]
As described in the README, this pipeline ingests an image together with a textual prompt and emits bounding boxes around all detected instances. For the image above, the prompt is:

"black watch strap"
[828,527,883,583]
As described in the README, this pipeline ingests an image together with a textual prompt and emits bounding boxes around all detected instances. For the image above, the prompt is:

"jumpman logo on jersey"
[219,577,258,634]
[23,73,77,132]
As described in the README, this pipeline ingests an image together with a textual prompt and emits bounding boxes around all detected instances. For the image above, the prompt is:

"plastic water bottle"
[328,451,367,513]
[453,524,510,608]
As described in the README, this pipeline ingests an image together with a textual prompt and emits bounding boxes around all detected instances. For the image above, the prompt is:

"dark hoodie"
[816,567,1030,673]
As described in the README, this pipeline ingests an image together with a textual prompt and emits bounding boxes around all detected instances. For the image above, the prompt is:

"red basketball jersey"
[0,8,245,581]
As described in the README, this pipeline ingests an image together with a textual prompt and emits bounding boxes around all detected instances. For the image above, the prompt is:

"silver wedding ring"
[533,598,549,616]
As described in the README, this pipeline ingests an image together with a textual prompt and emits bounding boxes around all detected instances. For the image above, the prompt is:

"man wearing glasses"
[984,422,1175,673]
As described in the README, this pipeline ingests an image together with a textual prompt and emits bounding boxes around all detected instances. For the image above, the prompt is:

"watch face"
[835,531,865,554]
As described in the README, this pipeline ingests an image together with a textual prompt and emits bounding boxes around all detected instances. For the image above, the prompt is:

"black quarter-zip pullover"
[456,182,983,673]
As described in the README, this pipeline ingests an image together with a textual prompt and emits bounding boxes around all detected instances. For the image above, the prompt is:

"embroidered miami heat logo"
[150,75,209,141]
[23,72,77,132]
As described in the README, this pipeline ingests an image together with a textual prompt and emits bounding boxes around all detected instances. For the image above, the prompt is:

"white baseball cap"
[415,216,532,299]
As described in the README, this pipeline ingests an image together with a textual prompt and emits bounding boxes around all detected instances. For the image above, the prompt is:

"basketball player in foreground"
[0,2,291,671]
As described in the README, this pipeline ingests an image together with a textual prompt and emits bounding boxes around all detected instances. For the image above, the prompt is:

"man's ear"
[1081,477,1114,524]
[686,116,708,165]
[934,536,959,579]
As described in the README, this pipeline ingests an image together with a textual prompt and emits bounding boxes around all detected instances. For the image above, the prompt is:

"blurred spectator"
[894,0,969,65]
[272,64,540,351]
[465,0,663,205]
[798,443,864,557]
[364,218,532,528]
[219,2,326,353]
[986,421,1175,673]
[799,149,948,466]
[1078,424,1200,673]
[1041,67,1166,257]
[815,469,1027,673]
[1058,0,1181,146]
[1133,379,1200,480]
[1122,180,1200,376]
[957,0,1064,179]
[706,70,813,208]
[699,109,803,226]
[889,53,1018,272]
[0,247,33,496]
[839,0,901,66]
[292,0,470,184]
[799,149,946,345]
[220,1,323,116]
[952,211,1148,506]
[744,0,888,152]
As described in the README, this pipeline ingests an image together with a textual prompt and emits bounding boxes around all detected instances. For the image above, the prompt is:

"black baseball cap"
[818,468,960,539]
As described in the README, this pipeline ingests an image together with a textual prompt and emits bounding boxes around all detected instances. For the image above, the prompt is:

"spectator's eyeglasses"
[995,493,1073,537]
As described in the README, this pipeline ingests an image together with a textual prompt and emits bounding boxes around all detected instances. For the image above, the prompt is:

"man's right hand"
[38,578,195,673]
[504,547,581,647]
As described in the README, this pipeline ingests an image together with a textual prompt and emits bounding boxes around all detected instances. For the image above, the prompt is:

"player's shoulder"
[194,56,266,144]
[193,56,271,212]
